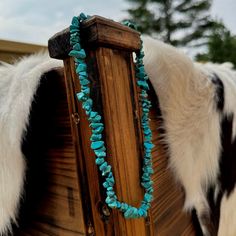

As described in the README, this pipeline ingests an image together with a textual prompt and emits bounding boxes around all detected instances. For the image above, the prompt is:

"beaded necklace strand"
[69,13,154,219]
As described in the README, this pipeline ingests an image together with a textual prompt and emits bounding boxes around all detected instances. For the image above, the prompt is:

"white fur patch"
[0,53,62,234]
[142,36,236,235]
[218,189,236,236]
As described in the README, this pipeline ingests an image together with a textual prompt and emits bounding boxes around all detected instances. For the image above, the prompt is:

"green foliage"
[125,0,215,46]
[196,22,236,67]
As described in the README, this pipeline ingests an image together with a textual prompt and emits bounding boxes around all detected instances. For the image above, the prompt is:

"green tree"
[196,23,236,67]
[125,0,215,46]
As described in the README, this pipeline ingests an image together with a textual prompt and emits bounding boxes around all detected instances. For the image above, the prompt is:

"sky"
[0,0,235,46]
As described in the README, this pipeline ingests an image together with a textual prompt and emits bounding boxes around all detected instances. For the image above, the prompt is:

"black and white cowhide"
[0,37,235,235]
[143,36,236,236]
[0,54,62,234]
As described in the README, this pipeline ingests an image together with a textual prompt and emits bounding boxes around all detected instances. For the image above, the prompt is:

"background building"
[0,39,47,63]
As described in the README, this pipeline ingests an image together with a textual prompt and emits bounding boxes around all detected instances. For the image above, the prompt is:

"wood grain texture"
[148,87,196,236]
[48,15,141,60]
[63,45,151,235]
[94,47,148,236]
[0,39,47,63]
[15,69,86,236]
[14,15,197,236]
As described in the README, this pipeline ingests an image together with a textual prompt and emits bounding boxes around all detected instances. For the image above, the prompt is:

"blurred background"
[0,0,235,65]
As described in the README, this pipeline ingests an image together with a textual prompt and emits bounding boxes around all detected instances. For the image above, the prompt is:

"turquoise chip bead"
[69,50,80,57]
[70,28,79,34]
[71,32,80,38]
[102,165,112,176]
[141,181,153,189]
[90,123,103,129]
[73,43,81,51]
[80,78,90,85]
[140,91,148,98]
[144,141,154,149]
[78,49,86,58]
[106,176,115,186]
[105,196,116,204]
[83,104,92,111]
[71,16,79,25]
[91,141,104,150]
[143,107,149,113]
[79,71,88,77]
[90,115,101,122]
[141,203,148,211]
[143,166,154,174]
[95,157,105,165]
[138,208,147,217]
[107,186,113,191]
[145,152,152,158]
[139,51,144,58]
[76,64,87,74]
[103,181,109,188]
[144,128,151,135]
[108,201,118,208]
[70,25,79,30]
[137,72,146,79]
[144,158,151,165]
[80,13,87,20]
[146,187,154,193]
[124,207,135,219]
[82,98,93,109]
[108,202,118,208]
[94,151,106,157]
[107,172,113,178]
[93,126,104,134]
[107,191,115,197]
[94,146,106,152]
[78,63,87,72]
[69,49,86,59]
[144,193,153,203]
[141,175,149,182]
[76,92,86,101]
[82,87,90,95]
[120,203,129,211]
[70,38,77,45]
[137,80,149,90]
[99,162,108,171]
[145,149,152,155]
[75,58,84,64]
[142,173,150,179]
[116,201,121,209]
[85,110,91,116]
[90,134,102,141]
[90,111,98,118]
[139,66,145,73]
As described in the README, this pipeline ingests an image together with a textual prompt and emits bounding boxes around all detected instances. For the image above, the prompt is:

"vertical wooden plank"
[64,57,115,236]
[15,69,87,236]
[95,47,147,236]
[148,87,196,236]
[63,45,152,235]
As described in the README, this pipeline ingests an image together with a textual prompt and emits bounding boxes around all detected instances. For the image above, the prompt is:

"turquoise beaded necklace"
[69,13,154,219]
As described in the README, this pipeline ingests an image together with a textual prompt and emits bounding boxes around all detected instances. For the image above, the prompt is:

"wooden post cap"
[48,15,141,60]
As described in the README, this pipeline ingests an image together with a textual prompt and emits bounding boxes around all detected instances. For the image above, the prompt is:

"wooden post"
[48,16,153,236]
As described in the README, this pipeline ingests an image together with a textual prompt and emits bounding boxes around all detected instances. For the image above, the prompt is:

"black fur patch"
[207,186,222,235]
[211,73,224,112]
[218,113,236,197]
[192,209,204,236]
